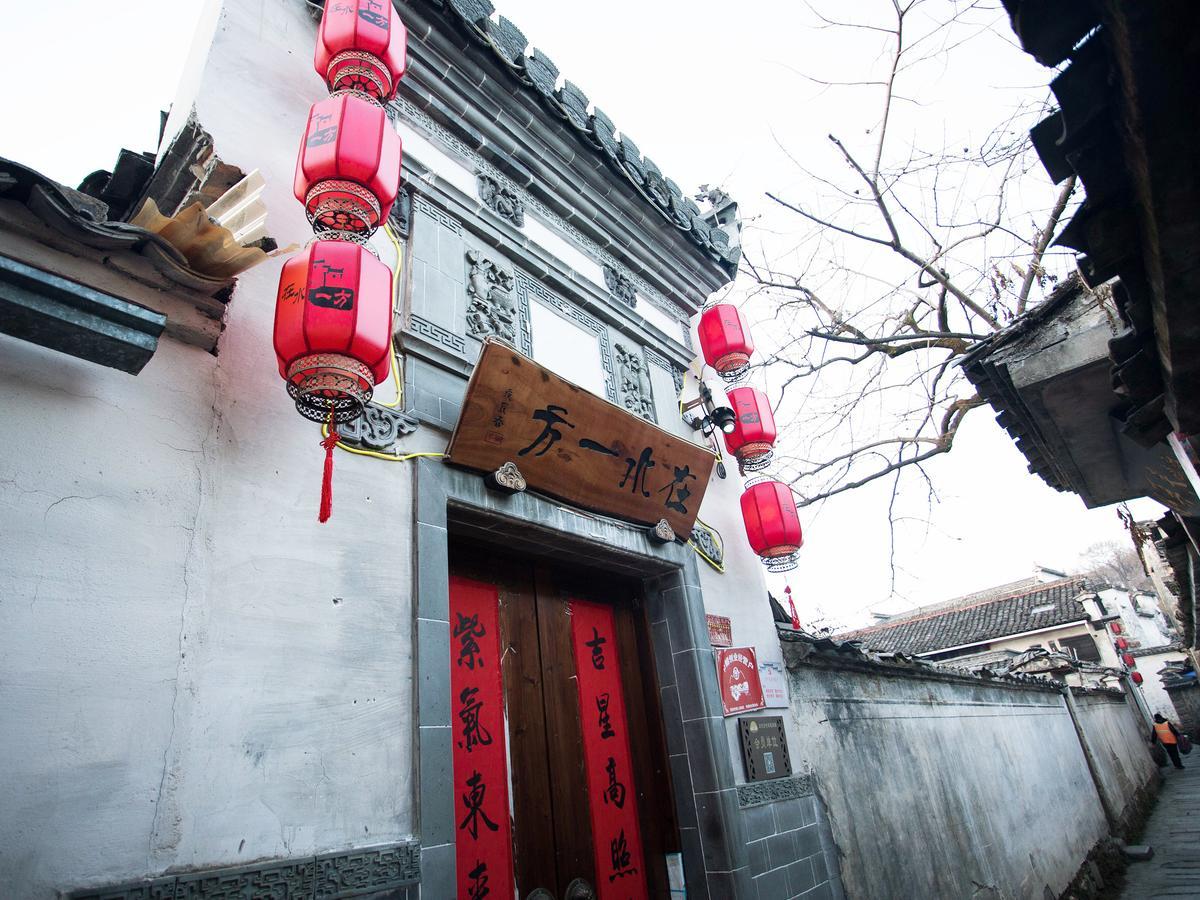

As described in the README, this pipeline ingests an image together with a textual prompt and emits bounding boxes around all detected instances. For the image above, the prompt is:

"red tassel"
[786,585,801,631]
[319,427,339,523]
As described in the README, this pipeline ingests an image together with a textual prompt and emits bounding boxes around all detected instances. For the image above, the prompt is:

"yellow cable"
[317,223,444,463]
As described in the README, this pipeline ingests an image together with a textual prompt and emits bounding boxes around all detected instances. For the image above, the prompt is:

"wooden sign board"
[446,339,715,537]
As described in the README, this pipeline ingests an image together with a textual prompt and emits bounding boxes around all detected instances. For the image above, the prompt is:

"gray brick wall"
[741,789,844,900]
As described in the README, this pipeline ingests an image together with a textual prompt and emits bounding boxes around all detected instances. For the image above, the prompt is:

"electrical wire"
[320,221,445,463]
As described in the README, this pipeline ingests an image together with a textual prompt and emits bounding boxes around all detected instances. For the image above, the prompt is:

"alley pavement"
[1120,763,1200,899]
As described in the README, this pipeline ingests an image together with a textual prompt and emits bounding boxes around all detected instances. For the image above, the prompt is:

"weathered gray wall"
[1070,691,1158,830]
[783,651,1156,900]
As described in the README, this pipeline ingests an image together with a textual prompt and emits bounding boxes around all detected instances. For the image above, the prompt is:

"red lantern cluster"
[272,4,409,521]
[696,299,801,570]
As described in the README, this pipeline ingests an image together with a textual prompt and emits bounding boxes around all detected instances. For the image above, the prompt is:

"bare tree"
[1076,540,1152,592]
[742,0,1080,516]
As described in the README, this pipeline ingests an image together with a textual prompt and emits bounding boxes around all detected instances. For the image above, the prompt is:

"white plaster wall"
[1072,691,1159,823]
[1134,650,1189,719]
[785,667,1151,899]
[0,0,417,894]
[527,300,608,397]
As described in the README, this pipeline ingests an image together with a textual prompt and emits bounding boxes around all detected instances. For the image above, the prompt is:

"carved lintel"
[476,173,525,227]
[337,402,420,452]
[649,518,676,544]
[484,461,527,494]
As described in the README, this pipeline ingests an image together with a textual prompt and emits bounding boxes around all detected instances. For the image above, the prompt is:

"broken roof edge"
[398,0,741,279]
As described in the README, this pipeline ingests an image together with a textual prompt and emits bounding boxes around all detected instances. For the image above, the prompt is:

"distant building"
[840,575,1177,686]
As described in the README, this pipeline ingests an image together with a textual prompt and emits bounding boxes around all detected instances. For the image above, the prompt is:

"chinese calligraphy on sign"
[449,576,515,900]
[570,599,649,899]
[447,340,714,537]
[716,647,766,716]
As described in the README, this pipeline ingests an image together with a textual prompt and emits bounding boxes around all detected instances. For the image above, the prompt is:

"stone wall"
[781,638,1158,900]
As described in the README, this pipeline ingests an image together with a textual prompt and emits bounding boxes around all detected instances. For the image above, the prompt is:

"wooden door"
[449,542,679,900]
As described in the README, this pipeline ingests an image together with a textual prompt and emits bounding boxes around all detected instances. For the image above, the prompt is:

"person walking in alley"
[1149,713,1186,769]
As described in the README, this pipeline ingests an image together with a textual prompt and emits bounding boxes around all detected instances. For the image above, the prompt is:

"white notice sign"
[759,659,788,708]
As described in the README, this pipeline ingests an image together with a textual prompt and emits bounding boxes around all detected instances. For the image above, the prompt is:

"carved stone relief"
[614,342,656,422]
[476,173,525,227]
[465,249,517,343]
[338,403,420,453]
[388,187,412,238]
[690,520,724,570]
[602,264,636,308]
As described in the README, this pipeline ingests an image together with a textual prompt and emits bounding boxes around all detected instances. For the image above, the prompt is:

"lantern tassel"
[319,426,339,523]
[786,585,801,631]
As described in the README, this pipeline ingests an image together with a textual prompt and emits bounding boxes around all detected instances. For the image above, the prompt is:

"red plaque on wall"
[706,614,732,648]
[716,647,766,716]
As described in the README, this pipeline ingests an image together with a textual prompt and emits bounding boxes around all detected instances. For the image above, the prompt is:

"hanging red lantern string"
[784,584,801,631]
[1121,652,1136,668]
[271,4,409,522]
[1131,671,1144,685]
[315,0,408,102]
[723,385,776,472]
[698,303,754,383]
[741,478,803,572]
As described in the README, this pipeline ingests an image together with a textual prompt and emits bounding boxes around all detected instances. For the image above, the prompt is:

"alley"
[1121,766,1200,898]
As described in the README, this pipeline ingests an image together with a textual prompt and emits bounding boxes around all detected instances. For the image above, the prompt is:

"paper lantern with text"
[294,93,401,235]
[273,240,392,425]
[698,303,754,382]
[741,480,803,572]
[315,0,408,101]
[1131,671,1144,685]
[723,386,776,472]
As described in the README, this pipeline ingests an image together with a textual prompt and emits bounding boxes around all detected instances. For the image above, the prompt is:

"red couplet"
[293,93,402,233]
[273,239,392,385]
[698,303,754,377]
[449,576,515,900]
[315,0,408,101]
[569,599,649,900]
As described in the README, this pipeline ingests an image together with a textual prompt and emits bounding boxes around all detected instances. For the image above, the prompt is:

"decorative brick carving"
[408,313,466,354]
[476,173,525,227]
[614,342,656,422]
[736,774,814,808]
[691,520,724,570]
[339,402,420,452]
[465,249,517,343]
[603,264,636,308]
[70,841,420,899]
[389,188,412,239]
[412,194,463,235]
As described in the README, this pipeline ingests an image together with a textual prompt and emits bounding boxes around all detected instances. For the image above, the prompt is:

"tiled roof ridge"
[408,0,741,276]
[841,576,1090,640]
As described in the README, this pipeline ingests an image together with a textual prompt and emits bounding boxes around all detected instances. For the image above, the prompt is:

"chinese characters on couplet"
[585,626,607,670]
[520,404,697,516]
[459,770,500,839]
[454,611,486,670]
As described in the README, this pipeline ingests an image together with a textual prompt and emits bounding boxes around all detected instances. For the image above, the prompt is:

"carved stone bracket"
[338,402,420,452]
[614,342,656,422]
[476,173,525,227]
[690,520,725,571]
[465,249,517,343]
[649,518,677,544]
[388,187,412,239]
[736,773,814,808]
[484,460,527,494]
[602,264,637,308]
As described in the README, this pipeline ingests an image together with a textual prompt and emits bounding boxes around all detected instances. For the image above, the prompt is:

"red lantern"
[741,480,803,572]
[315,0,408,101]
[294,93,402,235]
[1110,622,1123,635]
[1121,652,1136,667]
[723,386,776,472]
[1115,637,1129,650]
[1131,671,1144,685]
[698,304,754,382]
[274,240,392,424]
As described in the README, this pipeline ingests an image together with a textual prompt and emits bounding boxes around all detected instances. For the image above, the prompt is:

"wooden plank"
[614,597,678,896]
[534,565,598,893]
[450,546,557,897]
[446,339,715,538]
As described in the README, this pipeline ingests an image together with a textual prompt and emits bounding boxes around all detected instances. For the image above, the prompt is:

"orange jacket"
[1153,721,1179,745]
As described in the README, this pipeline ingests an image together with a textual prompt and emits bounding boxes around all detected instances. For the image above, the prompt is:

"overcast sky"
[0,0,1162,626]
